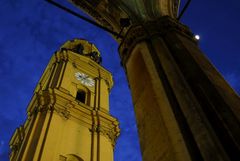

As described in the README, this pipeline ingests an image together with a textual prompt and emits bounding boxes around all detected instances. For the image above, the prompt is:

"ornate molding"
[146,0,179,18]
[54,107,71,120]
[118,16,193,66]
[70,0,114,30]
[26,87,120,146]
[54,49,69,63]
[27,90,56,116]
[9,126,25,157]
[102,127,120,147]
[90,123,120,147]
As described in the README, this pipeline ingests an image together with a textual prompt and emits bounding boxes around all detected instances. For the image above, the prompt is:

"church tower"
[9,39,120,161]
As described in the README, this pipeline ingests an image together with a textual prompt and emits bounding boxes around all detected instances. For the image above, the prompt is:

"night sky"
[0,0,240,161]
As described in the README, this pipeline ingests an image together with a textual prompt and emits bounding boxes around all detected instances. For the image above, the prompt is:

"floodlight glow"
[195,35,200,40]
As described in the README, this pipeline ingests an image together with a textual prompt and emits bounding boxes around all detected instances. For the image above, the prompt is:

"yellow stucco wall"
[9,39,119,161]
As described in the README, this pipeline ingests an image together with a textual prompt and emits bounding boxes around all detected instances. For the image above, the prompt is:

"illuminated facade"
[9,0,240,160]
[68,0,240,161]
[9,39,119,161]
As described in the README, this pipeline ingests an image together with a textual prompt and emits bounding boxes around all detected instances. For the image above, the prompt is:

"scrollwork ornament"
[55,107,70,120]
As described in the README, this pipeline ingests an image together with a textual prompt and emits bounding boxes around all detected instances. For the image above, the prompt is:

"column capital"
[119,16,194,66]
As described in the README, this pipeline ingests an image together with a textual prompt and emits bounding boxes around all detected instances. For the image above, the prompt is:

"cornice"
[26,88,120,146]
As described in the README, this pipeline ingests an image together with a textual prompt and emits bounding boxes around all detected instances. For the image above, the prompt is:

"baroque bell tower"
[9,39,120,161]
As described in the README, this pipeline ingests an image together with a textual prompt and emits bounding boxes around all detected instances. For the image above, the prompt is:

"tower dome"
[60,39,102,64]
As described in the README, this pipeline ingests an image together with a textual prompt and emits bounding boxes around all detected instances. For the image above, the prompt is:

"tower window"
[75,44,84,54]
[76,90,86,103]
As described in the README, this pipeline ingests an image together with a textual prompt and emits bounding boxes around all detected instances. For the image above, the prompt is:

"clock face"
[75,72,95,87]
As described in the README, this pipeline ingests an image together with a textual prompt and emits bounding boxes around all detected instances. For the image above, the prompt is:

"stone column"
[119,16,240,161]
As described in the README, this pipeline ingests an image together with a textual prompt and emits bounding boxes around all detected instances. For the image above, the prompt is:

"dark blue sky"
[0,0,239,161]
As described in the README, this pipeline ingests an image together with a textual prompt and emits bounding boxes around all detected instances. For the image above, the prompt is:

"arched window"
[76,90,86,103]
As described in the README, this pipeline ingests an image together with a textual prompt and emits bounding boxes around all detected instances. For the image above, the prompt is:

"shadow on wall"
[59,154,84,161]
